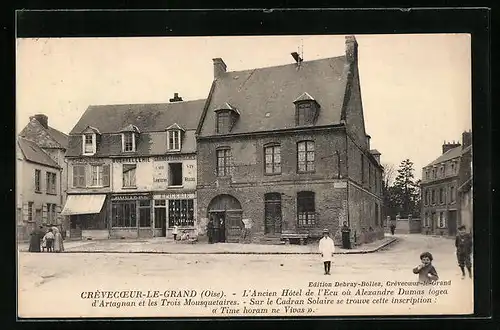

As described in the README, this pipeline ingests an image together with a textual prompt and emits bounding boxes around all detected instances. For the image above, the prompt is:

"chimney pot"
[32,114,48,129]
[169,93,183,102]
[213,58,227,79]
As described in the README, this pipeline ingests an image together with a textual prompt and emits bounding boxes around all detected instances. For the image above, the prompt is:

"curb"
[19,238,399,255]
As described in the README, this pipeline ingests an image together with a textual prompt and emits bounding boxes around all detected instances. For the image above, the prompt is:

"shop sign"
[113,157,151,163]
[154,193,195,200]
[111,194,150,201]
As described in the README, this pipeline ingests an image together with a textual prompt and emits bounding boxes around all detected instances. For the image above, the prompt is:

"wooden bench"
[281,233,309,245]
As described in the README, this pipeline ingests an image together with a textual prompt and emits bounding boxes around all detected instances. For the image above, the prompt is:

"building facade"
[17,114,69,240]
[421,140,463,236]
[458,131,473,232]
[62,97,204,240]
[196,36,384,245]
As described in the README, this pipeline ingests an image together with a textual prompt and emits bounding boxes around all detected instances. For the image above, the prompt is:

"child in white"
[43,229,55,252]
[318,228,335,275]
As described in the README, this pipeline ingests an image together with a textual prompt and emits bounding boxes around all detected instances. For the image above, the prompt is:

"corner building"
[196,36,384,245]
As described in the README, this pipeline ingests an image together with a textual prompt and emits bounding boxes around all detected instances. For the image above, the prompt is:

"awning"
[61,194,106,216]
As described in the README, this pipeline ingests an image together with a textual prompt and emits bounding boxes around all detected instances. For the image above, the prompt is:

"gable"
[18,137,61,169]
[19,119,67,149]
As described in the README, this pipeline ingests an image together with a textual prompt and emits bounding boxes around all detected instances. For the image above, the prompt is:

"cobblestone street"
[18,234,473,318]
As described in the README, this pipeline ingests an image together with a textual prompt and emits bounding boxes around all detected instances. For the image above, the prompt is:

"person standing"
[207,219,214,244]
[28,225,44,252]
[172,223,179,242]
[455,225,473,279]
[341,222,351,249]
[390,223,396,235]
[318,229,335,275]
[43,229,55,252]
[52,227,65,253]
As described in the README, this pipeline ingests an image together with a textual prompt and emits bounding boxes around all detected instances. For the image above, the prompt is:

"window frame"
[139,200,152,228]
[216,147,232,177]
[439,187,445,204]
[167,129,182,151]
[122,164,137,188]
[46,172,57,195]
[297,191,316,226]
[264,143,282,175]
[450,185,456,203]
[35,169,41,193]
[216,110,232,134]
[168,162,183,187]
[295,101,316,126]
[91,164,103,187]
[27,202,34,222]
[168,199,195,227]
[297,140,315,173]
[122,132,136,153]
[72,165,86,188]
[82,133,96,155]
[438,211,447,228]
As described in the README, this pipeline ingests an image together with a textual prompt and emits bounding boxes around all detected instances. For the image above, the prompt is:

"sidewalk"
[18,235,398,255]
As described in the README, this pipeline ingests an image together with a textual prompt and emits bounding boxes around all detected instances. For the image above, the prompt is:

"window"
[168,199,194,227]
[111,201,137,227]
[216,148,232,177]
[368,162,372,189]
[122,164,137,188]
[297,191,316,226]
[297,141,315,173]
[450,186,456,203]
[123,133,135,152]
[264,144,281,174]
[73,165,86,188]
[216,111,231,134]
[296,102,315,126]
[440,166,444,177]
[139,200,151,227]
[168,130,181,151]
[46,172,56,194]
[168,163,183,186]
[90,164,110,187]
[439,187,445,204]
[423,213,430,227]
[431,189,436,204]
[27,202,33,222]
[438,212,446,228]
[424,190,429,206]
[451,163,456,174]
[154,200,167,229]
[35,169,41,192]
[47,203,57,224]
[83,134,95,154]
[432,168,436,179]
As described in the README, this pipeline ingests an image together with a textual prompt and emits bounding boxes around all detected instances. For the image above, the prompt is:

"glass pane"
[298,152,305,161]
[298,142,305,151]
[265,147,272,155]
[275,164,281,173]
[307,141,315,151]
[265,154,273,164]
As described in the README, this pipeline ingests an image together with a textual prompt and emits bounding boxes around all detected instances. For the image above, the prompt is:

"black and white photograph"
[16,32,475,318]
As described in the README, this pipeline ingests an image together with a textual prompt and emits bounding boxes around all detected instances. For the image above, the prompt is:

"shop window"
[264,144,281,174]
[35,169,41,192]
[216,147,232,177]
[139,200,151,227]
[73,165,86,188]
[122,164,137,188]
[168,199,194,227]
[154,200,166,229]
[112,201,137,228]
[297,141,315,173]
[168,163,183,186]
[46,172,57,194]
[297,191,315,226]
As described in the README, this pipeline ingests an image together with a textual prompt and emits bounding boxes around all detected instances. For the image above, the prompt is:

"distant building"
[458,131,472,232]
[17,114,69,240]
[62,96,204,240]
[196,35,384,245]
[421,131,472,236]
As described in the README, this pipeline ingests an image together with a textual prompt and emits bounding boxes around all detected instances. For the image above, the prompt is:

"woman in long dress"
[52,226,65,253]
[28,226,44,252]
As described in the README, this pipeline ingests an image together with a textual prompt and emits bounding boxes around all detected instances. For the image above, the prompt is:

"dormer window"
[81,126,100,156]
[214,103,240,134]
[166,123,185,151]
[293,92,320,126]
[120,124,140,153]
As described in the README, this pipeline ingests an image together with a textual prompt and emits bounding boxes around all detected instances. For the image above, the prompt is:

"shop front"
[110,192,153,239]
[61,194,108,240]
[153,192,196,239]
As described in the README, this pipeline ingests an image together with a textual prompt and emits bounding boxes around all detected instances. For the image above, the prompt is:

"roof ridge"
[87,98,206,108]
[47,125,69,137]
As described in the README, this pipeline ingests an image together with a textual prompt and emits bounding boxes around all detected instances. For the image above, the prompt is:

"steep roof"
[19,118,69,149]
[425,146,462,167]
[47,127,69,148]
[198,56,349,136]
[18,137,61,169]
[70,99,206,135]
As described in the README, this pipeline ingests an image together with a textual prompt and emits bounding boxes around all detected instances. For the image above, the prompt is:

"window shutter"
[103,164,110,187]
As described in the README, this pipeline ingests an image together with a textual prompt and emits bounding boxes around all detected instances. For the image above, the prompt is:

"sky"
[16,34,471,180]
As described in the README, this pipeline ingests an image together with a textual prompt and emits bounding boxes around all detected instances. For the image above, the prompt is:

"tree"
[381,163,397,219]
[392,159,420,217]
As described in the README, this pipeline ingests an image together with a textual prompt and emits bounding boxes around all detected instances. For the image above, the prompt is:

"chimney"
[462,131,472,149]
[213,58,227,79]
[31,114,48,129]
[370,150,381,164]
[345,35,358,64]
[442,141,461,154]
[366,134,371,150]
[169,93,183,102]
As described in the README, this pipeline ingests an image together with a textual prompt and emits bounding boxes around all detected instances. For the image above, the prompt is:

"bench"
[281,233,309,245]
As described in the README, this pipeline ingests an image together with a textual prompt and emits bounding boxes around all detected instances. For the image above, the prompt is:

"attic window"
[215,103,239,134]
[166,123,185,151]
[293,93,320,126]
[123,133,135,152]
[82,133,96,155]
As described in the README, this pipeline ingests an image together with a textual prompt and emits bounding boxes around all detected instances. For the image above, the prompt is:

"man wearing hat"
[318,228,335,275]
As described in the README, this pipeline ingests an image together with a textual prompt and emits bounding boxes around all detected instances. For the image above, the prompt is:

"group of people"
[319,224,473,282]
[28,225,65,253]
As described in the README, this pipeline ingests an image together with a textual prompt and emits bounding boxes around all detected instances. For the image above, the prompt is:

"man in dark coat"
[456,225,473,279]
[341,222,351,249]
[28,225,44,252]
[207,219,214,244]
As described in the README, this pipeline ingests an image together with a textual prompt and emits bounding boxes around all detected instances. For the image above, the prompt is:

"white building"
[62,95,204,240]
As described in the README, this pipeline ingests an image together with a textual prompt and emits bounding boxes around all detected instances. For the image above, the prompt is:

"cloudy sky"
[16,34,471,179]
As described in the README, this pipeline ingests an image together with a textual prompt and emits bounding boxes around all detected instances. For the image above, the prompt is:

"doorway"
[264,193,282,235]
[207,194,242,243]
[448,210,457,236]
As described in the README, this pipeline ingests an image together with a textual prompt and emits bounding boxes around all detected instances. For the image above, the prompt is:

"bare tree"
[382,163,396,188]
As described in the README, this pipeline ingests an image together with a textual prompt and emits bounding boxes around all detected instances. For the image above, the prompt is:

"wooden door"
[225,210,243,243]
[264,193,282,235]
[448,210,457,236]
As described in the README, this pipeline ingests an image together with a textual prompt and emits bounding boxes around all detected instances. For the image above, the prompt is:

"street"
[18,235,473,318]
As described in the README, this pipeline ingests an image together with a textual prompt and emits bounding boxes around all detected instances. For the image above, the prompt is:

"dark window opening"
[297,191,316,226]
[139,200,151,227]
[168,163,183,186]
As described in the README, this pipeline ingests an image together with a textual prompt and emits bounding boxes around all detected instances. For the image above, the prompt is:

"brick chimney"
[31,114,48,129]
[442,140,461,154]
[213,58,227,79]
[169,93,183,102]
[462,130,472,148]
[345,35,358,64]
[366,134,371,150]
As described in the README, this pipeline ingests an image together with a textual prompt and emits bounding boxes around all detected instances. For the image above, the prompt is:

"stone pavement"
[18,235,398,254]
